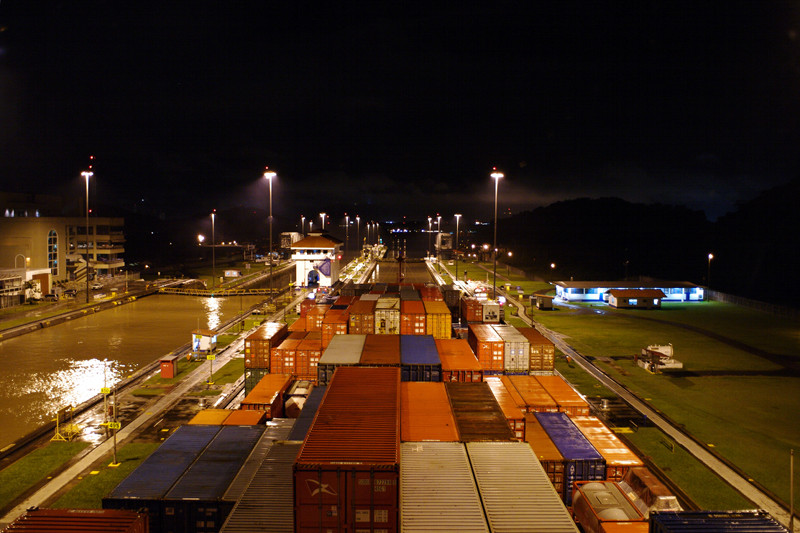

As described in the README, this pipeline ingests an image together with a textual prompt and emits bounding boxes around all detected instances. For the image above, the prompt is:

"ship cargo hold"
[468,324,504,374]
[535,412,606,505]
[317,334,366,385]
[162,425,265,533]
[570,416,644,481]
[401,382,459,442]
[536,375,590,415]
[524,413,566,500]
[445,382,515,442]
[571,480,647,533]
[400,334,441,381]
[400,300,426,335]
[294,367,400,533]
[239,373,292,418]
[243,322,289,369]
[436,338,484,382]
[400,442,489,532]
[219,441,302,533]
[484,376,526,440]
[467,441,579,533]
[505,375,559,412]
[423,300,452,339]
[2,509,148,533]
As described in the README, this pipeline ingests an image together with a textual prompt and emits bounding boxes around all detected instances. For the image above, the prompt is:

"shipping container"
[524,413,566,500]
[535,412,606,505]
[299,298,316,317]
[375,296,401,334]
[467,442,579,533]
[536,374,590,415]
[334,295,355,307]
[468,324,504,373]
[317,334,366,385]
[419,284,443,301]
[288,330,308,340]
[3,508,148,533]
[222,409,266,425]
[240,373,292,418]
[516,326,555,372]
[295,338,322,381]
[598,523,649,533]
[162,425,265,533]
[321,308,349,348]
[423,300,452,339]
[340,279,356,298]
[399,287,421,301]
[243,322,289,369]
[222,419,296,504]
[305,304,330,332]
[400,442,489,532]
[361,333,401,366]
[440,284,461,310]
[570,416,644,481]
[288,317,306,332]
[188,409,232,425]
[491,324,530,373]
[360,292,381,301]
[445,382,515,442]
[649,510,789,532]
[348,299,376,334]
[287,386,327,442]
[270,338,301,375]
[400,334,441,381]
[572,481,646,533]
[400,300,426,335]
[484,377,526,440]
[436,338,484,382]
[461,297,485,323]
[294,367,400,533]
[505,375,559,412]
[244,367,269,397]
[103,425,221,532]
[618,467,682,518]
[401,382,459,442]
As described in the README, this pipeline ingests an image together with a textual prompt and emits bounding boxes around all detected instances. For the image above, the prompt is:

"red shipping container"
[299,298,316,317]
[3,508,148,533]
[436,339,484,382]
[360,334,401,366]
[400,300,426,335]
[419,285,443,301]
[289,317,307,332]
[485,377,527,440]
[348,299,376,334]
[536,374,590,415]
[270,338,301,375]
[506,375,559,413]
[294,367,400,533]
[467,324,504,373]
[321,309,349,348]
[296,338,323,381]
[334,295,355,307]
[240,373,292,418]
[305,305,331,332]
[461,297,484,323]
[243,322,289,369]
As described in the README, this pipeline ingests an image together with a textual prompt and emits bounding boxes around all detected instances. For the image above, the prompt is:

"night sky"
[2,1,799,223]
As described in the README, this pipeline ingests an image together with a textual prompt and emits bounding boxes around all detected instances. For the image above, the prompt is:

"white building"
[291,233,343,288]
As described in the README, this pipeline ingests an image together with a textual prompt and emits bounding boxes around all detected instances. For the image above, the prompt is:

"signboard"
[108,422,121,430]
[101,387,111,395]
[207,354,216,361]
[224,270,241,278]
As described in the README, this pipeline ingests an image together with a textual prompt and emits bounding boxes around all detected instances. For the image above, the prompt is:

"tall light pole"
[375,222,379,244]
[356,216,360,253]
[309,220,314,233]
[345,214,349,255]
[427,216,432,258]
[211,210,216,290]
[491,169,504,300]
[301,215,305,236]
[436,214,441,261]
[320,212,327,233]
[454,214,461,281]
[707,253,714,292]
[81,169,93,303]
[264,169,276,293]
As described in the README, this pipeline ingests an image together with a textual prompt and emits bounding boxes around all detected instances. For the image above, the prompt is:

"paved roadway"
[438,260,792,529]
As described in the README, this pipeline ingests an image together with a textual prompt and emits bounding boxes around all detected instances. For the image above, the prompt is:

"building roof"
[291,233,343,249]
[555,281,697,289]
[606,289,666,298]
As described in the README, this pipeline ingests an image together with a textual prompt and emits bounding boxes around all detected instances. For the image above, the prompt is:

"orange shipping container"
[517,326,555,372]
[270,338,302,375]
[506,375,559,413]
[305,305,330,332]
[188,409,231,425]
[419,285,443,301]
[361,334,401,366]
[240,373,292,418]
[321,309,349,348]
[299,298,316,317]
[485,377,527,440]
[524,413,566,499]
[536,374,590,415]
[570,416,644,481]
[223,409,266,425]
[423,300,451,339]
[467,324,504,373]
[296,338,323,381]
[400,300,427,335]
[400,382,459,442]
[289,317,307,332]
[436,339,484,382]
[243,322,289,369]
[348,299,376,334]
[461,297,484,323]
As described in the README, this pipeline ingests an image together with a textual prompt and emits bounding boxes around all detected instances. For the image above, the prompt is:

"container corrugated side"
[507,374,559,412]
[240,373,292,418]
[287,386,327,442]
[3,509,148,533]
[348,299,376,334]
[491,324,530,373]
[535,412,606,505]
[163,425,266,533]
[220,441,302,533]
[467,441,579,533]
[649,510,789,532]
[525,413,566,500]
[305,304,331,331]
[244,367,269,397]
[400,442,489,532]
[571,416,644,481]
[400,300,427,335]
[188,408,232,425]
[400,334,441,381]
[484,377,526,440]
[445,382,515,442]
[222,409,266,425]
[317,334,366,385]
[375,296,401,334]
[536,374,590,415]
[423,300,452,339]
[517,326,556,372]
[294,367,400,533]
[244,322,289,369]
[270,338,302,375]
[468,324,504,373]
[360,333,401,366]
[295,338,322,381]
[436,338,483,382]
[419,285,443,301]
[401,382,459,442]
[321,308,349,348]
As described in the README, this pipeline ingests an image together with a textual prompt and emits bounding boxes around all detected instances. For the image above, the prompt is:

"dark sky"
[2,1,799,223]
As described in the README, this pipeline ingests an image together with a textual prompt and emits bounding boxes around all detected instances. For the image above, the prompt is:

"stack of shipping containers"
[305,304,330,332]
[348,298,376,334]
[2,509,148,533]
[484,377,526,440]
[423,300,452,339]
[295,335,322,381]
[400,442,489,532]
[269,336,301,375]
[525,412,567,501]
[618,467,683,518]
[222,409,265,425]
[570,416,644,481]
[321,308,348,348]
[445,382,515,442]
[401,382,459,442]
[436,338,484,382]
[316,334,366,385]
[517,326,555,373]
[400,334,441,381]
[491,323,530,374]
[294,367,400,533]
[468,324,505,374]
[400,300,426,335]
[239,373,292,419]
[243,322,288,395]
[375,295,401,334]
[536,374,591,415]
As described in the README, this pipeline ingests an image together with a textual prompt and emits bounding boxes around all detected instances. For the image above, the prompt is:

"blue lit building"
[554,281,704,303]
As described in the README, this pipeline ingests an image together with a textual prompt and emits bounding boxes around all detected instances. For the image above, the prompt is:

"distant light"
[708,253,714,260]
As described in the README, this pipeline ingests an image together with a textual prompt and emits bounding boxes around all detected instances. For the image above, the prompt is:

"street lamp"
[264,169,276,293]
[436,214,441,261]
[707,253,714,291]
[211,211,216,290]
[356,215,360,253]
[345,214,349,256]
[320,212,326,231]
[490,169,503,299]
[301,215,305,236]
[427,216,432,258]
[309,220,314,233]
[81,169,93,303]
[507,251,512,276]
[454,213,461,282]
[375,222,379,244]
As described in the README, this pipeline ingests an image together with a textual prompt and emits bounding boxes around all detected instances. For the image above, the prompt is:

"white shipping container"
[318,334,367,365]
[375,297,401,334]
[492,325,530,373]
[401,442,489,533]
[467,441,579,533]
[482,301,500,323]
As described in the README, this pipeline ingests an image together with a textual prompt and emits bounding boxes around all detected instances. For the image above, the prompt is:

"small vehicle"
[64,288,77,297]
[90,282,104,290]
[44,293,59,301]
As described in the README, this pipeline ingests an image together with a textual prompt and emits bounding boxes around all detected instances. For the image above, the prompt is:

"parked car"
[91,282,104,290]
[64,288,77,297]
[44,293,59,301]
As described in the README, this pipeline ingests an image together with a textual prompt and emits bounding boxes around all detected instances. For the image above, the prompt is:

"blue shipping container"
[400,335,442,381]
[103,425,221,532]
[534,412,605,505]
[650,510,789,532]
[163,425,266,533]
[287,386,327,442]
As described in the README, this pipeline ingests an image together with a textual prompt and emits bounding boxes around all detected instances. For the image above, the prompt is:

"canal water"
[0,294,265,449]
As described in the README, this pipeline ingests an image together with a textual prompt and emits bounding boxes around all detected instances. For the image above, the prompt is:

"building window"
[629,299,638,306]
[47,229,58,276]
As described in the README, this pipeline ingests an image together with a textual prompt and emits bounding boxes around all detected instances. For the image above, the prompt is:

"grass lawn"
[533,301,800,510]
[50,442,160,509]
[0,441,89,511]
[209,358,243,385]
[131,360,203,396]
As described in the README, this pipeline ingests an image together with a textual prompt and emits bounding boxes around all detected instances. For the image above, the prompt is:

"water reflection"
[203,297,222,330]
